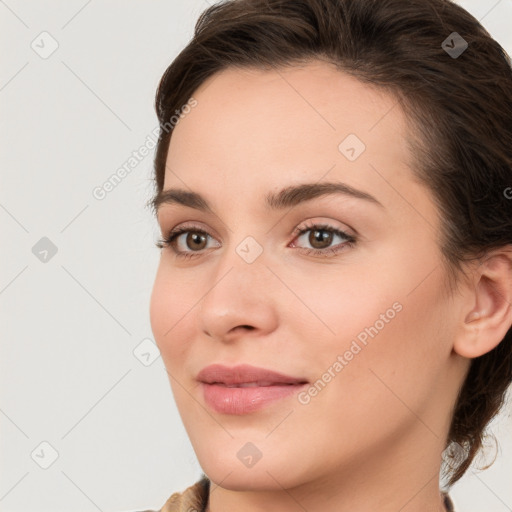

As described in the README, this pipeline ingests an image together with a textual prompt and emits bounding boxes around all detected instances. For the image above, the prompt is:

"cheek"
[279,257,405,362]
[149,263,196,367]
[292,284,448,467]
[312,235,445,345]
[291,240,448,402]
[325,272,447,422]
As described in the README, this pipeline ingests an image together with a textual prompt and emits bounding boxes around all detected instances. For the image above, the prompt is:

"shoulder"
[141,474,210,512]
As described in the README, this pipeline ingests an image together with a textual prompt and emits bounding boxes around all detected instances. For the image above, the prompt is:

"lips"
[197,364,309,415]
[196,363,308,386]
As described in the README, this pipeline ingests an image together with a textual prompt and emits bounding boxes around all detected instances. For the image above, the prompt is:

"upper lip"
[197,364,308,386]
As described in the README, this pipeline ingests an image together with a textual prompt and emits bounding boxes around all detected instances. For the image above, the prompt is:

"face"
[150,61,467,491]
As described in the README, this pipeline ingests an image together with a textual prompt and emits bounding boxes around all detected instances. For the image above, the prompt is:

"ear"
[453,247,512,359]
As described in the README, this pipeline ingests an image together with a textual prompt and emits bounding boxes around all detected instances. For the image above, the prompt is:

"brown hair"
[149,0,512,488]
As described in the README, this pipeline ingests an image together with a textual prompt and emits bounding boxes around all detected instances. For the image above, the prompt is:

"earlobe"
[454,250,512,359]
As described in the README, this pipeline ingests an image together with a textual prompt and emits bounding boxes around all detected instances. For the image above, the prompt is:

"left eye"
[290,224,356,256]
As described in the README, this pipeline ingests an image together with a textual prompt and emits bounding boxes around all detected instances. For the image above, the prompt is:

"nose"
[197,243,279,344]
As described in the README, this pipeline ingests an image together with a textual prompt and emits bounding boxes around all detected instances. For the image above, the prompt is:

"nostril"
[225,325,255,337]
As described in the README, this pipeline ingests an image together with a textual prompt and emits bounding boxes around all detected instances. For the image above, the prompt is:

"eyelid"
[290,218,356,240]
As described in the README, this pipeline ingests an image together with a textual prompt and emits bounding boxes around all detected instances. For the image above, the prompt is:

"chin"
[204,464,302,491]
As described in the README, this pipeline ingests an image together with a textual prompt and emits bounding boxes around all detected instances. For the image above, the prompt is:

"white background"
[1,1,511,511]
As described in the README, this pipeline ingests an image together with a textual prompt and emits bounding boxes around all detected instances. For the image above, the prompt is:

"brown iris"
[309,228,333,249]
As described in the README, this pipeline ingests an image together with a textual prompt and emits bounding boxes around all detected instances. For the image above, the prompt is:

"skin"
[149,60,512,512]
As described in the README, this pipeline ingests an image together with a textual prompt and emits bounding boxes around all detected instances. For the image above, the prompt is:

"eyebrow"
[151,181,384,215]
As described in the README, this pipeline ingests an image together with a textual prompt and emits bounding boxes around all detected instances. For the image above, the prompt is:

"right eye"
[155,224,221,259]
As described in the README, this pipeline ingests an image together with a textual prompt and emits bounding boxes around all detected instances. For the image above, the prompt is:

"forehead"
[164,60,414,207]
[170,60,407,143]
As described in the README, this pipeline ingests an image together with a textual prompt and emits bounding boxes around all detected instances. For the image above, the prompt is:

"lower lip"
[201,382,308,415]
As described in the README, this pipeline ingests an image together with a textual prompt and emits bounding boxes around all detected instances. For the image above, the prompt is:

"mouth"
[197,363,308,386]
[211,381,305,388]
[197,364,309,415]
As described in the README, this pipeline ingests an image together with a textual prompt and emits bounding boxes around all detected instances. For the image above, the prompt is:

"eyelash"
[155,221,357,260]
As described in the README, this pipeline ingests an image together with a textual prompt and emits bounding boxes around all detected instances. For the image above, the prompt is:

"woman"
[146,0,512,510]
